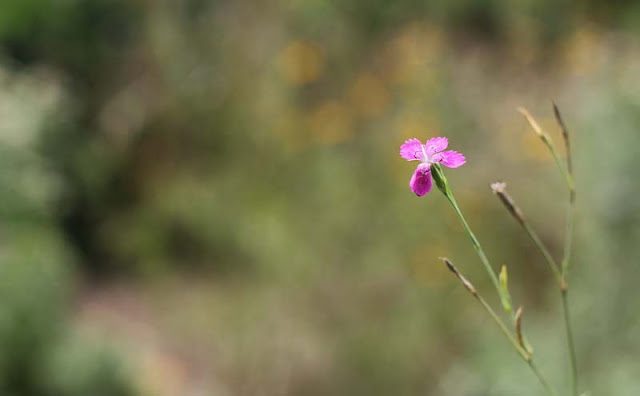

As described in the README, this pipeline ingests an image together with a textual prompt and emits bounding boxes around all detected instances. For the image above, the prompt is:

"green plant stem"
[562,192,575,274]
[528,361,559,396]
[562,195,578,396]
[433,165,556,395]
[552,106,578,395]
[561,188,578,396]
[526,104,578,395]
[543,138,574,193]
[562,290,578,396]
[476,293,529,360]
[460,265,558,396]
[475,294,531,363]
[443,192,509,309]
[445,257,556,395]
[564,197,578,396]
[517,168,578,396]
[500,188,578,394]
[521,222,565,288]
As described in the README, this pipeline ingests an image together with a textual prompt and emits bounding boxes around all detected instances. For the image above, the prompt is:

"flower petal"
[399,138,426,161]
[432,150,466,168]
[425,137,448,156]
[409,163,433,196]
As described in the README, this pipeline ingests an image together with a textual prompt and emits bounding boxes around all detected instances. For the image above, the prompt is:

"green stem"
[482,299,559,396]
[552,104,579,395]
[444,192,510,310]
[521,208,577,395]
[493,183,579,394]
[446,257,557,396]
[544,104,579,395]
[431,163,510,310]
[542,137,574,193]
[560,189,578,396]
[433,165,556,394]
[529,361,559,396]
[521,221,565,289]
[561,192,575,274]
[562,193,578,396]
[476,293,530,361]
[563,199,578,396]
[527,146,578,395]
[562,290,578,396]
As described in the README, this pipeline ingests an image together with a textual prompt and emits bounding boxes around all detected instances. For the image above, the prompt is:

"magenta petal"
[409,163,433,196]
[400,138,426,161]
[425,137,448,156]
[432,150,466,168]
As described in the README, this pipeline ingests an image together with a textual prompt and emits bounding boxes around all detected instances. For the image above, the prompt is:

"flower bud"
[430,163,450,196]
[441,257,477,297]
[499,265,511,314]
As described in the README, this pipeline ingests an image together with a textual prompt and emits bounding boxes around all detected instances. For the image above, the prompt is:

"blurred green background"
[0,0,639,395]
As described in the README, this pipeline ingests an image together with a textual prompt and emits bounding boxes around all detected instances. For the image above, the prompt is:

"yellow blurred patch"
[410,243,450,286]
[396,112,440,140]
[138,347,190,396]
[506,16,540,66]
[454,189,486,228]
[271,108,306,151]
[387,23,444,85]
[278,40,326,85]
[497,116,562,163]
[307,101,354,145]
[520,130,550,162]
[348,73,389,119]
[562,27,602,76]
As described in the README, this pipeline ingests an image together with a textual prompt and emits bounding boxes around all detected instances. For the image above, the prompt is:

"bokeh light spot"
[278,40,326,85]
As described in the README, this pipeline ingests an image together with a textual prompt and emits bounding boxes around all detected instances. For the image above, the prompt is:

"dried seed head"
[490,181,506,194]
[491,182,526,226]
[440,257,477,297]
[553,101,574,177]
[517,107,543,137]
[552,102,569,141]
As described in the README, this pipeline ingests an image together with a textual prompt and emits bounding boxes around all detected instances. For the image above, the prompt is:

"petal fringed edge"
[433,150,466,168]
[400,138,426,161]
[425,137,448,156]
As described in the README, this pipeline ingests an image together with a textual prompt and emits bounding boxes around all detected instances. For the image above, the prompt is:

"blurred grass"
[0,0,639,395]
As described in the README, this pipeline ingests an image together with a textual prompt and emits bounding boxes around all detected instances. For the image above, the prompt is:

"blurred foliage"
[0,0,639,395]
[0,76,136,394]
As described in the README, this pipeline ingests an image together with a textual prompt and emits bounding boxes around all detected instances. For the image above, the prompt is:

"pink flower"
[399,137,466,196]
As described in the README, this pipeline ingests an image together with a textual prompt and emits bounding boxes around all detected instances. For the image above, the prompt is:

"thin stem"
[476,296,529,359]
[562,290,578,396]
[482,299,559,396]
[529,361,559,396]
[542,138,574,193]
[561,192,578,396]
[554,103,578,395]
[518,207,577,394]
[445,187,544,353]
[434,165,555,394]
[444,192,509,308]
[521,221,565,288]
[522,104,578,395]
[518,106,574,193]
[443,258,557,396]
[561,189,576,275]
